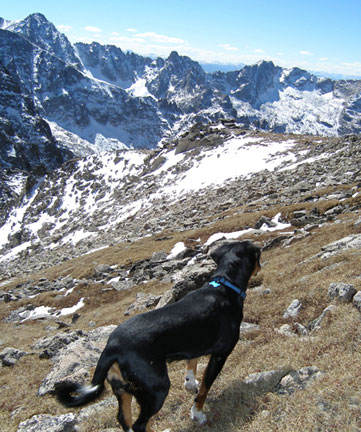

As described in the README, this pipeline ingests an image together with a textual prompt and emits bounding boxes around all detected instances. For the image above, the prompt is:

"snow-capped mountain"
[1,12,361,174]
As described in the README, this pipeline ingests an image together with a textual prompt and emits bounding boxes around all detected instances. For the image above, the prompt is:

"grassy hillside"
[1,185,361,431]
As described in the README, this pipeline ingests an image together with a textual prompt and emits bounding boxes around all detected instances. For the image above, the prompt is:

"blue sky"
[2,0,361,76]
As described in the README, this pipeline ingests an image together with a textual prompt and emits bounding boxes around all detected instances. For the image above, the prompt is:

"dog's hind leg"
[184,358,199,393]
[132,360,170,432]
[107,363,134,432]
[132,384,170,432]
[116,391,133,432]
[191,354,228,424]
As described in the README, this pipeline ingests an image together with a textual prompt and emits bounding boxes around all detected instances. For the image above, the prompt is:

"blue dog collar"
[210,277,246,300]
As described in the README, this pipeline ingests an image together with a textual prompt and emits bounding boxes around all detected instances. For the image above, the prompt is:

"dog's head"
[210,241,261,287]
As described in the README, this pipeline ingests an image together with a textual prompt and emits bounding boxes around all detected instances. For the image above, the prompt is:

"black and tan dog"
[56,240,261,432]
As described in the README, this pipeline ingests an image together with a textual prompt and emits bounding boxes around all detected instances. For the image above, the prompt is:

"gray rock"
[110,279,134,291]
[150,251,168,262]
[17,413,77,432]
[4,304,36,323]
[293,322,309,336]
[94,264,113,278]
[276,324,297,337]
[283,299,302,318]
[156,289,176,309]
[275,366,326,395]
[171,261,216,300]
[38,325,115,396]
[327,282,357,303]
[352,291,361,311]
[317,234,361,259]
[124,292,161,316]
[32,330,84,359]
[308,305,336,331]
[0,347,29,366]
[77,396,117,423]
[239,322,260,334]
[276,323,309,337]
[255,216,277,229]
[243,368,292,396]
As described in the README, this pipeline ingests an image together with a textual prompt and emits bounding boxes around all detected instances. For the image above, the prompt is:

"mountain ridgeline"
[0,13,361,173]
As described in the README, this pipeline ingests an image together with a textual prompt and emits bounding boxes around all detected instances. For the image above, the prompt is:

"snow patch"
[167,242,187,259]
[205,213,290,246]
[127,78,154,98]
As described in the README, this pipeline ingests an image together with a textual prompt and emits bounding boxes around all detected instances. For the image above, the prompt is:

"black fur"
[55,240,261,431]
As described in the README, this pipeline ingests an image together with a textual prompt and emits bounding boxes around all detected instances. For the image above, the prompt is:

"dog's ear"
[210,243,233,264]
[234,241,258,259]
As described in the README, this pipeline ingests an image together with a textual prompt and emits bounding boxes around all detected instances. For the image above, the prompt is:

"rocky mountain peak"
[6,12,79,66]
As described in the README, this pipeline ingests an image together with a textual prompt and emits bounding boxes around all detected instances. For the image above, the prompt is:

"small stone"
[352,291,361,311]
[283,299,302,318]
[0,347,28,366]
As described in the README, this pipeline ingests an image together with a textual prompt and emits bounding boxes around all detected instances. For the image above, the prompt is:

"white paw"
[191,404,207,424]
[184,370,199,393]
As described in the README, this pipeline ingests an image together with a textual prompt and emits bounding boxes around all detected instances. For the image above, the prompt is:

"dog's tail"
[55,381,104,407]
[55,351,114,408]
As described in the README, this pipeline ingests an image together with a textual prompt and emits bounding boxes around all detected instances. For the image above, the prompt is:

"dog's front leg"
[184,358,199,393]
[191,355,227,425]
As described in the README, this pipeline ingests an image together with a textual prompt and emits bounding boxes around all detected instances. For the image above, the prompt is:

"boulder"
[243,368,292,396]
[17,413,77,432]
[327,282,356,303]
[156,289,176,309]
[275,366,325,395]
[276,323,309,337]
[0,347,29,366]
[239,322,260,334]
[171,261,216,300]
[38,325,115,396]
[32,330,84,359]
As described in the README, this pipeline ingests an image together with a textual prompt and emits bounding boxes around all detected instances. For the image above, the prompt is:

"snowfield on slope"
[0,134,302,261]
[149,135,296,198]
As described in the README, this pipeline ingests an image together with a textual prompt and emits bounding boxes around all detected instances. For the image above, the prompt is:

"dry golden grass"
[1,193,361,431]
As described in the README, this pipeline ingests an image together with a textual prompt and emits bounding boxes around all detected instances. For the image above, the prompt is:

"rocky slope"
[0,123,361,431]
[1,13,361,174]
[1,120,361,276]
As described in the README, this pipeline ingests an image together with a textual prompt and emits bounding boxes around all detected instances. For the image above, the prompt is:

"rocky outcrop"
[38,325,116,396]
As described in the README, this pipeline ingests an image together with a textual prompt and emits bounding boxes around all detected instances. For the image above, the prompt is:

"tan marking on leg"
[185,358,199,392]
[194,378,209,411]
[252,261,261,276]
[191,371,209,424]
[187,358,198,375]
[107,362,122,383]
[121,391,133,430]
[146,418,154,432]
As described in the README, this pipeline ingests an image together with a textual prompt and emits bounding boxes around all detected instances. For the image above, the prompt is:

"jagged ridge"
[0,12,360,174]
